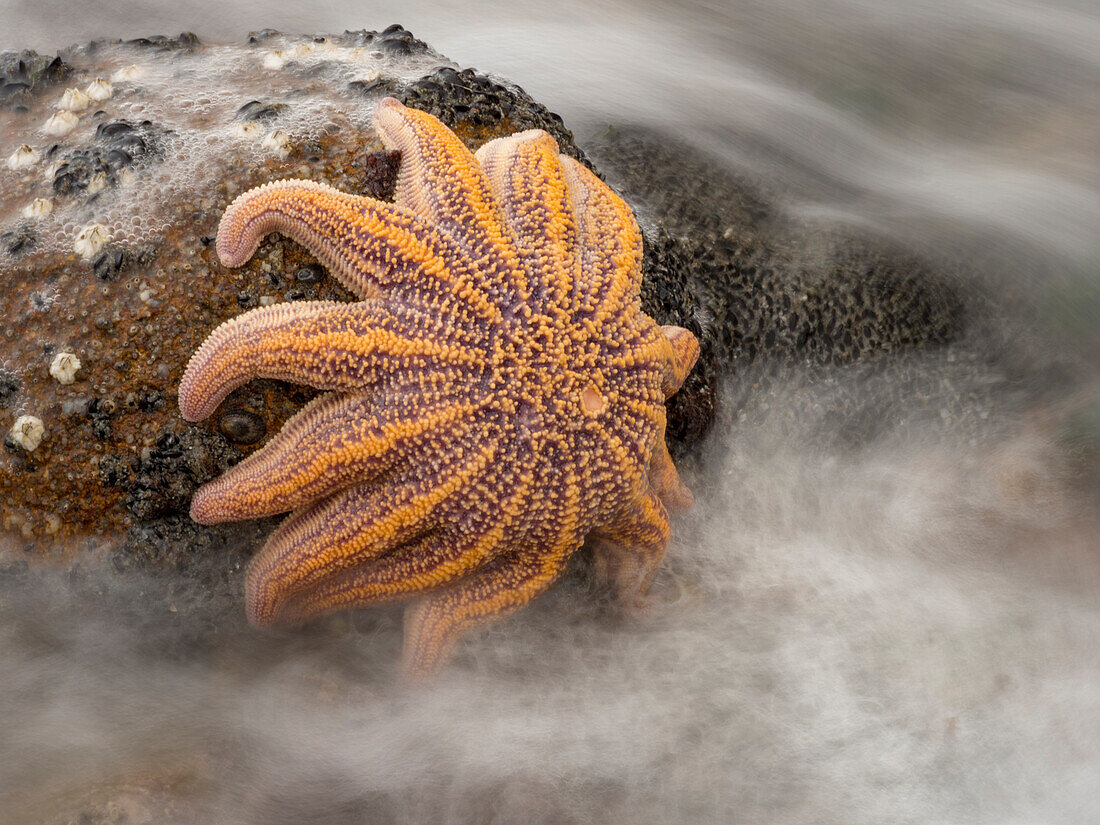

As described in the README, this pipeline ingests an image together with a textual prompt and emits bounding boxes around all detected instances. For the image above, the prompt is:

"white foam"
[1,36,452,259]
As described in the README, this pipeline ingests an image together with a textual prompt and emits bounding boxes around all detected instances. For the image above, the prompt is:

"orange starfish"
[179,98,699,677]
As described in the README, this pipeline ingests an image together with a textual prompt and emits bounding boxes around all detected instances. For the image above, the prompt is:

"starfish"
[178,97,699,678]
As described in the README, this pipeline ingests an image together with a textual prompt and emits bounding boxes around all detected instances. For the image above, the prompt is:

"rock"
[0,370,19,408]
[589,127,1014,452]
[398,65,589,169]
[0,49,71,109]
[51,118,166,198]
[0,27,1006,564]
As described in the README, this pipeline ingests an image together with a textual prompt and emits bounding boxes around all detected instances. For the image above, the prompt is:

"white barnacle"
[6,143,39,170]
[58,87,91,112]
[231,121,261,139]
[86,171,109,195]
[262,50,287,70]
[43,111,79,136]
[9,415,45,452]
[110,64,144,82]
[261,129,291,158]
[85,77,113,101]
[73,223,110,259]
[50,352,82,385]
[22,198,53,219]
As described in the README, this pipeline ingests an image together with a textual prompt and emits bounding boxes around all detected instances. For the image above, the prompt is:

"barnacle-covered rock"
[0,26,996,571]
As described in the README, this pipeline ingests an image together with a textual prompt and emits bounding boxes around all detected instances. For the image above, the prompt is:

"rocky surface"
[0,27,592,554]
[589,128,1038,456]
[0,25,1051,575]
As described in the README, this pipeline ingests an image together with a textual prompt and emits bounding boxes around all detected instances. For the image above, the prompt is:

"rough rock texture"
[0,26,1005,573]
[588,129,1032,454]
[0,49,72,109]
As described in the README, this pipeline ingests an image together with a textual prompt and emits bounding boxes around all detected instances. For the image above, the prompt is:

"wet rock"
[0,49,70,109]
[338,23,432,57]
[29,289,55,312]
[352,150,401,200]
[348,76,405,98]
[51,119,166,197]
[247,29,283,45]
[87,396,116,440]
[594,127,994,450]
[61,396,91,416]
[117,511,251,582]
[137,389,166,412]
[116,428,241,520]
[91,245,128,279]
[0,224,35,255]
[91,243,156,280]
[122,32,201,52]
[0,369,19,408]
[399,66,590,168]
[0,25,1012,565]
[109,511,271,645]
[97,452,128,487]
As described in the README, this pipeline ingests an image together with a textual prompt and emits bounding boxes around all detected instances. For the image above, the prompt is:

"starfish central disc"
[179,97,699,678]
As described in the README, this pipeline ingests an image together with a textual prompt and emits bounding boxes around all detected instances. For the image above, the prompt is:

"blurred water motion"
[1,1,1098,823]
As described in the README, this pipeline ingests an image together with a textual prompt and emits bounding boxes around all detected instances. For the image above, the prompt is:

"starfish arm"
[178,99,698,677]
[603,319,681,394]
[245,439,499,625]
[274,457,544,623]
[474,130,576,307]
[648,433,694,513]
[401,539,577,680]
[372,98,528,302]
[659,324,701,398]
[189,393,480,524]
[557,154,643,315]
[216,178,496,315]
[589,487,671,603]
[178,300,481,422]
[273,529,502,625]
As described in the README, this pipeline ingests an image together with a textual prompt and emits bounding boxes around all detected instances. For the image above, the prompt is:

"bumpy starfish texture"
[179,97,699,678]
